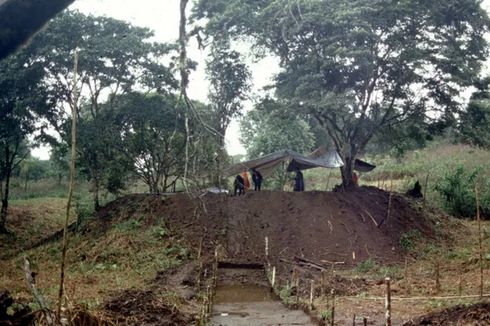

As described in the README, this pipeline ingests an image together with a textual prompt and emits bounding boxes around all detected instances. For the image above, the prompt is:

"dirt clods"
[404,302,490,325]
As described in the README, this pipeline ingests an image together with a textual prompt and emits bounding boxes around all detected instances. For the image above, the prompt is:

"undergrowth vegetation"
[0,197,189,311]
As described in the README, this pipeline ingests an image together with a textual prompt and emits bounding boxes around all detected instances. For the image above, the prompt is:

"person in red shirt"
[352,172,359,186]
[240,169,250,192]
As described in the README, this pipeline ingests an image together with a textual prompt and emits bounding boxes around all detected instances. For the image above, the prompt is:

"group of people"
[233,168,263,196]
[233,168,360,195]
[233,168,359,196]
[233,167,307,195]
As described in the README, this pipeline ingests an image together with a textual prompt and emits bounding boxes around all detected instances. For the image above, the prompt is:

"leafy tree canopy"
[240,97,315,158]
[459,77,490,148]
[195,0,490,186]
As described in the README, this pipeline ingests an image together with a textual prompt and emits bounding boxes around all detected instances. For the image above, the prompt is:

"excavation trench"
[210,263,316,326]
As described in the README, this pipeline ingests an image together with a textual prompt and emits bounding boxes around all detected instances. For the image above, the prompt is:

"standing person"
[352,172,359,186]
[233,174,245,196]
[240,169,250,193]
[251,168,263,191]
[294,168,304,192]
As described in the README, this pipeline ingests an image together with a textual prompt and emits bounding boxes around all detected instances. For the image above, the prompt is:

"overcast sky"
[32,0,490,159]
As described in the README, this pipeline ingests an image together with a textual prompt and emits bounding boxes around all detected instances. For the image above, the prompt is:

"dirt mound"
[404,302,490,325]
[96,187,434,266]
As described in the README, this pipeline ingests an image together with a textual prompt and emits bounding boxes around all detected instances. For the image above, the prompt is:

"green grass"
[0,191,188,310]
[364,142,490,209]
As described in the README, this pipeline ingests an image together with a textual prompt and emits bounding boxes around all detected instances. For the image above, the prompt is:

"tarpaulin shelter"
[307,147,376,173]
[225,147,375,176]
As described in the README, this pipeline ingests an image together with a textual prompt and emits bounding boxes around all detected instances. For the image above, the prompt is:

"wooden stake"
[423,173,429,208]
[321,270,327,296]
[197,261,202,288]
[206,285,212,315]
[386,189,393,225]
[265,236,269,264]
[434,261,440,294]
[353,314,356,325]
[330,289,335,326]
[292,267,298,289]
[197,237,203,259]
[476,182,484,298]
[458,274,462,297]
[404,257,411,294]
[309,280,314,311]
[363,317,368,326]
[385,277,391,326]
[271,266,276,289]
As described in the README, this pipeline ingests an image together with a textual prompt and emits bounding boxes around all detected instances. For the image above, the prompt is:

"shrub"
[434,166,479,218]
[356,258,376,273]
[399,230,421,251]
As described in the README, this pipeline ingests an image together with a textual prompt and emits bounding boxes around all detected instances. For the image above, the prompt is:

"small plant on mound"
[356,258,376,273]
[400,230,421,251]
[320,310,332,322]
[278,283,293,305]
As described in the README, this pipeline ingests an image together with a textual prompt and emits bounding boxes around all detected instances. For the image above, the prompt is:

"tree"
[0,50,52,233]
[206,40,251,182]
[19,157,50,191]
[241,97,315,190]
[367,112,431,158]
[240,97,315,158]
[117,93,186,193]
[459,78,490,148]
[28,11,177,210]
[195,0,490,187]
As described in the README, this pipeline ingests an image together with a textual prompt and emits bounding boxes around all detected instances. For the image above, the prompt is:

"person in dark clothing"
[234,174,245,196]
[406,180,423,198]
[294,168,304,192]
[251,168,263,191]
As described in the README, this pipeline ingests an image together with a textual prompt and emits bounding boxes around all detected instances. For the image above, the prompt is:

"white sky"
[32,0,490,159]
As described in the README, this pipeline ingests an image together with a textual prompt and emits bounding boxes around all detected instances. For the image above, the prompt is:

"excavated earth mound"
[0,187,442,326]
[96,186,435,267]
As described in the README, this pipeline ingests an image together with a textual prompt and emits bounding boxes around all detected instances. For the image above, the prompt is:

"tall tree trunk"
[340,156,355,189]
[215,132,227,187]
[0,168,11,233]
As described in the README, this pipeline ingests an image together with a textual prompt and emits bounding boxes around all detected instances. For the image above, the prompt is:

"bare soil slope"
[98,186,435,267]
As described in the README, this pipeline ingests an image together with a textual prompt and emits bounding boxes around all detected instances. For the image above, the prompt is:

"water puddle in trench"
[210,266,317,326]
[214,283,275,304]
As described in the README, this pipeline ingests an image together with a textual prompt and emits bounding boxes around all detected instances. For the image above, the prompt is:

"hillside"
[1,184,488,325]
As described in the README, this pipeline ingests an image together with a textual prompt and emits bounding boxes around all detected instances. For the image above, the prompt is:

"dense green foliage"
[0,48,54,232]
[459,79,490,148]
[195,0,490,186]
[117,93,185,193]
[25,11,178,209]
[206,39,251,183]
[435,166,490,218]
[240,98,315,158]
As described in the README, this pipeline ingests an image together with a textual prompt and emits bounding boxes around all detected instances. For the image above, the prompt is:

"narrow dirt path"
[210,266,316,326]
